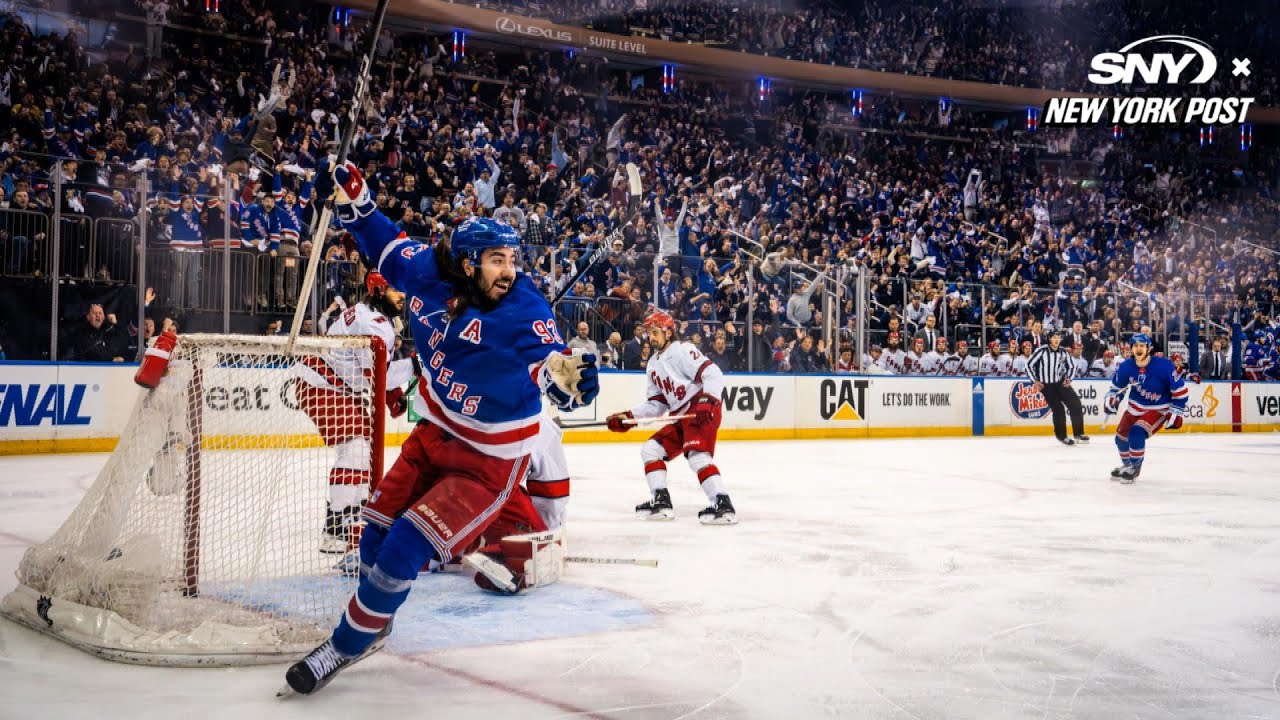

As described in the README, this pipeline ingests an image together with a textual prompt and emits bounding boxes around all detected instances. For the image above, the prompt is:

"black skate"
[320,507,348,554]
[1115,464,1141,484]
[279,620,393,697]
[1059,437,1076,446]
[1074,434,1090,444]
[281,640,354,696]
[697,494,738,525]
[1110,465,1127,480]
[635,488,675,520]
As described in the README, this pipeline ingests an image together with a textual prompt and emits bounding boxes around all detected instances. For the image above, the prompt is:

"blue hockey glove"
[332,161,375,223]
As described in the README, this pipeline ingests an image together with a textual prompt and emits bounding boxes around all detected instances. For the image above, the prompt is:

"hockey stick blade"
[567,556,658,568]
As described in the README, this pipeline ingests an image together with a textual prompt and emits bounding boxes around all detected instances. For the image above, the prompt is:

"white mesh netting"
[1,334,385,665]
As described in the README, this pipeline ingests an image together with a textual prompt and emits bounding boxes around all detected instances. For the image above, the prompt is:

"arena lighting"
[851,89,863,117]
[1240,124,1253,151]
[1200,126,1214,147]
[758,77,772,102]
[332,7,351,28]
[939,97,951,114]
[663,65,675,94]
[1026,107,1039,132]
[1113,125,1124,140]
[204,0,218,12]
[452,30,465,62]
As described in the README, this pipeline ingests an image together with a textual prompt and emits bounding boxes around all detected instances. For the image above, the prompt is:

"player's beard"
[650,330,671,352]
[472,270,514,311]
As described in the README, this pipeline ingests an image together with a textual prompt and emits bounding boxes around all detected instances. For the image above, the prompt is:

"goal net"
[1,333,387,666]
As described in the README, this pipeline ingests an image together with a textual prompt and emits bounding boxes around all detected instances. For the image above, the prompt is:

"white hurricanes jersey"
[1012,355,1030,376]
[296,302,414,392]
[996,353,1015,375]
[877,348,906,375]
[978,354,1001,376]
[918,351,945,375]
[906,350,926,374]
[1070,356,1089,378]
[633,340,725,418]
[1091,359,1118,379]
[938,353,975,376]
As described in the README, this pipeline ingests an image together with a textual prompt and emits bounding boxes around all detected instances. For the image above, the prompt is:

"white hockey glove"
[463,528,565,594]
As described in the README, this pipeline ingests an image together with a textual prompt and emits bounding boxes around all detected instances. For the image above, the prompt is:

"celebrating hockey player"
[1102,333,1187,484]
[294,270,417,557]
[605,310,737,525]
[283,162,600,695]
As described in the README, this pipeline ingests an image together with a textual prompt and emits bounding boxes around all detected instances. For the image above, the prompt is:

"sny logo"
[1044,35,1253,127]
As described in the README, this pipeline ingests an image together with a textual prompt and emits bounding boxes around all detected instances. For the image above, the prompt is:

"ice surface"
[2,435,1279,719]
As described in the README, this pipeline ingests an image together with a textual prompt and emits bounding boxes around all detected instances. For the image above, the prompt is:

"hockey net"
[1,333,386,666]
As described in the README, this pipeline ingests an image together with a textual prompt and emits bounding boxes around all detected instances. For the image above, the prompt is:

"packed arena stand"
[0,1,1277,379]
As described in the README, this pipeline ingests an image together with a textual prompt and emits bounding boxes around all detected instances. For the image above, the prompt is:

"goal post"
[2,333,387,666]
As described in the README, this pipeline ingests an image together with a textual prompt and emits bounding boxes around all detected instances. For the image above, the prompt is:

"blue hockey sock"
[1114,434,1131,465]
[332,518,436,657]
[1126,426,1149,467]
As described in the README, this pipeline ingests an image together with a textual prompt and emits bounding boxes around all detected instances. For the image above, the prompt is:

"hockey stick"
[567,556,659,568]
[552,413,693,429]
[286,0,392,355]
[1100,383,1132,431]
[549,163,644,307]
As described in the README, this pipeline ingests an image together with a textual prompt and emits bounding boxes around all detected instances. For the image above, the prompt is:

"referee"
[1028,330,1088,445]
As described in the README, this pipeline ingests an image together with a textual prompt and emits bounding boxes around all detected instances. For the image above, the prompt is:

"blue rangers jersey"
[1108,356,1188,415]
[340,208,568,459]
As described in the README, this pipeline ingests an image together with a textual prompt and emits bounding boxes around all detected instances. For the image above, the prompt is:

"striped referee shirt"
[1027,344,1072,384]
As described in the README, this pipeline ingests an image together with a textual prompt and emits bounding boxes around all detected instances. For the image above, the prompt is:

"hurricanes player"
[293,271,417,556]
[605,310,737,524]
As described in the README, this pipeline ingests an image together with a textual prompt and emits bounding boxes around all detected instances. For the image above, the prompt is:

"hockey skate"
[1115,464,1141,484]
[280,620,393,697]
[1110,465,1127,480]
[1058,437,1076,446]
[635,488,675,520]
[697,494,738,525]
[320,506,356,554]
[1074,434,1090,444]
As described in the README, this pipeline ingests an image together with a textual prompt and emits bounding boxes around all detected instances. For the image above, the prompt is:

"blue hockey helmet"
[1131,332,1152,347]
[450,217,521,264]
[1255,329,1273,346]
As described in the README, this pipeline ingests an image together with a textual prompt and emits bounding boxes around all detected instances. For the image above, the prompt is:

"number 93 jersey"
[634,341,724,417]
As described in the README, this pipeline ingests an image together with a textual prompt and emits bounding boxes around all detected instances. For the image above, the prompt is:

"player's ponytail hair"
[433,238,496,319]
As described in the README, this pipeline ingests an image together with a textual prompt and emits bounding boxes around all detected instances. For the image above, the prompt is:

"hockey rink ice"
[1,434,1278,719]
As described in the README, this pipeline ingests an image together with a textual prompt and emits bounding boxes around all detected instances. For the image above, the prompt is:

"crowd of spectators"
[0,0,1277,377]
[466,0,1280,102]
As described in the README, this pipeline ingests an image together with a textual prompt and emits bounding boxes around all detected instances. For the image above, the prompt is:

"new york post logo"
[1044,35,1254,126]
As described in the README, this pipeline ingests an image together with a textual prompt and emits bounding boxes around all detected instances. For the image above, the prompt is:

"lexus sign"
[495,17,574,43]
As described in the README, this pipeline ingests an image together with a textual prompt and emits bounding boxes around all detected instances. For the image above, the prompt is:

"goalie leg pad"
[465,527,566,594]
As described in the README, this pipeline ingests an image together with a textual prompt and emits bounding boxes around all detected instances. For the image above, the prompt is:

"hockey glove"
[541,351,599,411]
[606,411,634,433]
[387,387,408,418]
[332,161,375,223]
[1103,391,1122,415]
[1164,407,1185,431]
[690,394,720,425]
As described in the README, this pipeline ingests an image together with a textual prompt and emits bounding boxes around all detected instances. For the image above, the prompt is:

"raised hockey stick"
[286,0,391,355]
[567,556,659,568]
[552,413,693,429]
[549,163,644,307]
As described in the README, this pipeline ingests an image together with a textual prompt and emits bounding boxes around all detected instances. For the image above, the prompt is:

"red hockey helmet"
[366,270,389,296]
[642,310,676,334]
